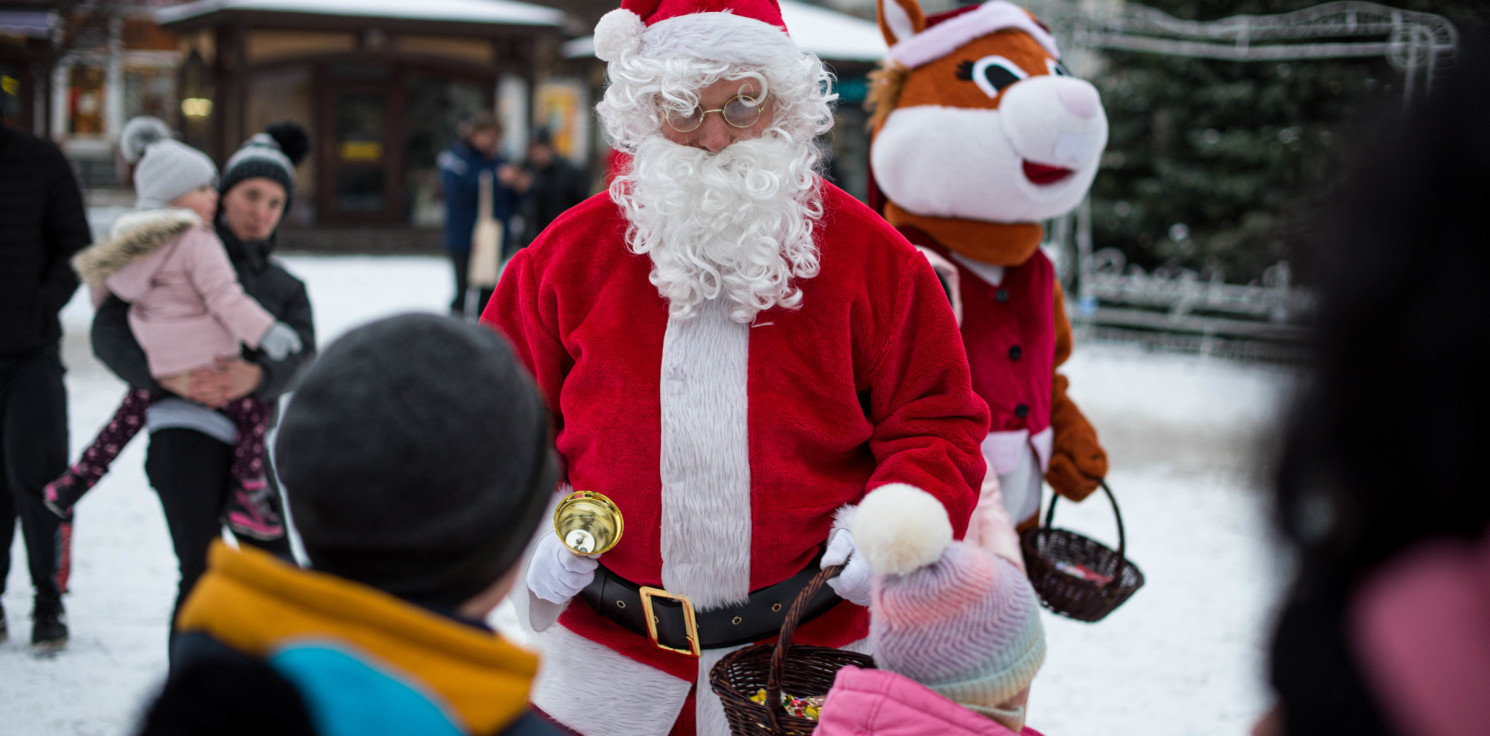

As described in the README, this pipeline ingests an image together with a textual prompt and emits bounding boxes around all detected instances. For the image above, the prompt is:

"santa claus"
[480,0,990,732]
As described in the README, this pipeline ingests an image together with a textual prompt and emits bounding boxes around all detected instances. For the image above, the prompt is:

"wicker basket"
[1019,480,1145,622]
[710,565,874,736]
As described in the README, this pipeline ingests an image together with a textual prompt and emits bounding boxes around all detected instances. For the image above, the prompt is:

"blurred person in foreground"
[518,127,589,249]
[0,115,91,651]
[481,0,989,732]
[135,314,562,736]
[1255,36,1490,736]
[440,113,525,317]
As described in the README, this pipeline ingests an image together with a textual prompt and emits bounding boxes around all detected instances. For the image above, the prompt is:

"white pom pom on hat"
[595,8,648,62]
[853,483,953,577]
[119,116,173,164]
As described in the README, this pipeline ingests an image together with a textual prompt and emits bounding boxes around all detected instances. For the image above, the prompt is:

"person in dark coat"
[518,128,589,248]
[135,315,562,736]
[439,113,523,317]
[90,122,317,661]
[0,120,91,651]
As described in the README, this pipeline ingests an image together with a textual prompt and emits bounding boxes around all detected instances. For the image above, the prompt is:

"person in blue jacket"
[439,114,526,318]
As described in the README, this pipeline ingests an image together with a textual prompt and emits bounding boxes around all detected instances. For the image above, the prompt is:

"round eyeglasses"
[664,94,766,133]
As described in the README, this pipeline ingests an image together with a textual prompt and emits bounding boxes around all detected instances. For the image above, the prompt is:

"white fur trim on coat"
[659,298,754,610]
[696,643,752,735]
[853,484,952,577]
[887,1,1059,69]
[71,209,200,287]
[640,12,799,66]
[514,487,575,634]
[530,625,692,735]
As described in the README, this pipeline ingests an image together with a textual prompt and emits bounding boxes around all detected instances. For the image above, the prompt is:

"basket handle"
[763,563,842,730]
[1041,480,1129,589]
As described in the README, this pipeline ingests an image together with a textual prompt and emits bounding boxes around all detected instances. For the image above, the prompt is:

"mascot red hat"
[868,0,1110,529]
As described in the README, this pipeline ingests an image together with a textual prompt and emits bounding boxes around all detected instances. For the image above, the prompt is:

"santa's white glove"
[258,322,303,361]
[527,530,600,605]
[822,527,873,607]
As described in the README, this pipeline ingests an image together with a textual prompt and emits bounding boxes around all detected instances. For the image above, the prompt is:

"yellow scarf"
[177,541,538,734]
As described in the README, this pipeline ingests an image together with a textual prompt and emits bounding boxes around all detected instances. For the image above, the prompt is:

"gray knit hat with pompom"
[121,116,218,210]
[220,121,310,206]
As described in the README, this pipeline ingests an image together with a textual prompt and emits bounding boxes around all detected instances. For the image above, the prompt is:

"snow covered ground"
[1,254,1298,735]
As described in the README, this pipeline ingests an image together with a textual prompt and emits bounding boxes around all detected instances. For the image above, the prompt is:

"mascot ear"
[877,0,925,48]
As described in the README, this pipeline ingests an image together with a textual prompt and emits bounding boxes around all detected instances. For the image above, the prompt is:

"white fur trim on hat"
[639,12,799,66]
[888,0,1059,69]
[595,8,646,62]
[854,483,953,577]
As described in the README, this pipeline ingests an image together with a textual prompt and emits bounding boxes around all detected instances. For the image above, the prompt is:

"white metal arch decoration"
[1072,1,1459,104]
[1018,1,1459,359]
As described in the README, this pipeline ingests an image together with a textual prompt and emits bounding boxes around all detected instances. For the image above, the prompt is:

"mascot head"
[868,0,1107,265]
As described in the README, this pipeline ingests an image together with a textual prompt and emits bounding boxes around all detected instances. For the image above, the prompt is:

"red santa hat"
[886,0,1059,69]
[594,0,799,65]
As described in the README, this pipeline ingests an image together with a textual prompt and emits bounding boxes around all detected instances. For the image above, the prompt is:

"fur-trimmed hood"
[72,208,202,288]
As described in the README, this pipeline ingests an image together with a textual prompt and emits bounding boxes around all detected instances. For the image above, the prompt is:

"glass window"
[245,67,314,223]
[124,65,176,122]
[68,65,106,137]
[404,72,488,227]
[1,63,23,129]
[333,92,387,213]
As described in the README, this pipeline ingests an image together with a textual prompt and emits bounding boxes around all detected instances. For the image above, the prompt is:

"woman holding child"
[86,119,317,652]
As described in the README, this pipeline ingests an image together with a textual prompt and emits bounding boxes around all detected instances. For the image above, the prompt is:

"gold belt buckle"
[638,586,701,657]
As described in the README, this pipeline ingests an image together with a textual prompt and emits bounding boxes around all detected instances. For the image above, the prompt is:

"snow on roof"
[779,1,887,62]
[157,0,564,28]
[563,1,887,62]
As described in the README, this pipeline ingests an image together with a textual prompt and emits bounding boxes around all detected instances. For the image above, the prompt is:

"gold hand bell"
[553,490,624,556]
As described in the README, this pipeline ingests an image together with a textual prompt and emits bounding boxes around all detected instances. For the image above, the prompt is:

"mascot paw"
[1046,450,1105,502]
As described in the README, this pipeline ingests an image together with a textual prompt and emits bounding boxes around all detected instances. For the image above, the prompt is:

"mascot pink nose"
[1057,82,1100,119]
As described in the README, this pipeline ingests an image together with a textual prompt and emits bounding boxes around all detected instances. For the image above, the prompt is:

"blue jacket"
[137,543,560,736]
[439,142,519,255]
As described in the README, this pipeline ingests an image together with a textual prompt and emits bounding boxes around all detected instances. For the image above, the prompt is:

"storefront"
[0,7,54,133]
[156,0,565,230]
[39,4,184,188]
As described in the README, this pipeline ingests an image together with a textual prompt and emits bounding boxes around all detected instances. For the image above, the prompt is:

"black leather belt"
[579,553,840,657]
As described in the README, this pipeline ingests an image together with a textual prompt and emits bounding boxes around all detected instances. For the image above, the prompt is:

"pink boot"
[226,479,285,540]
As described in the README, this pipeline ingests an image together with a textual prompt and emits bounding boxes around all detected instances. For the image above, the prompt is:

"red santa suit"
[483,182,989,735]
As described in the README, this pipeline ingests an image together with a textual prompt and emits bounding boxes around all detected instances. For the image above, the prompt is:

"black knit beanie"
[274,313,556,606]
[219,121,310,206]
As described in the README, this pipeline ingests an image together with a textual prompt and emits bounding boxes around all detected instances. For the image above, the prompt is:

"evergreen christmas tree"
[1087,0,1488,286]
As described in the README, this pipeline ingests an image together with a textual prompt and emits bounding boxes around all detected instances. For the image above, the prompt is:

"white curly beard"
[612,133,823,324]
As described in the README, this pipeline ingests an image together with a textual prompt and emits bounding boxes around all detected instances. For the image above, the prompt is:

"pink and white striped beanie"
[854,484,1045,713]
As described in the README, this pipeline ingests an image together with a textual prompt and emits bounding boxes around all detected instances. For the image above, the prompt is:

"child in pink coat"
[816,484,1047,736]
[43,118,302,540]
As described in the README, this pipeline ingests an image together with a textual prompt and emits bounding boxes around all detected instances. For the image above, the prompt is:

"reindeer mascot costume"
[868,0,1109,529]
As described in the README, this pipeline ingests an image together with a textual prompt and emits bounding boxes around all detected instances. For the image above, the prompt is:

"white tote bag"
[467,170,504,290]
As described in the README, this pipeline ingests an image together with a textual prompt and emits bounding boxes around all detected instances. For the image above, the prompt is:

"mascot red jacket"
[868,0,1110,527]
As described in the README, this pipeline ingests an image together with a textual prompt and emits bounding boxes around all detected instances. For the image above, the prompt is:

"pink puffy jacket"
[816,666,1045,736]
[74,209,275,378]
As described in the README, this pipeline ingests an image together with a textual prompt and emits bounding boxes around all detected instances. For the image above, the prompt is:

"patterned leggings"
[71,388,269,493]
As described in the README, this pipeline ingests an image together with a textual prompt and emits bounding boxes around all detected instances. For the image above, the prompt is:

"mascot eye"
[1047,59,1071,77]
[955,55,1028,98]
